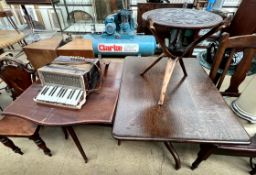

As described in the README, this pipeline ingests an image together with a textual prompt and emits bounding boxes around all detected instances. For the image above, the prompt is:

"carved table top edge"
[2,61,124,126]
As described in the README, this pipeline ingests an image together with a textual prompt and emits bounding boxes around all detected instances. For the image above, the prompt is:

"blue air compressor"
[83,9,156,56]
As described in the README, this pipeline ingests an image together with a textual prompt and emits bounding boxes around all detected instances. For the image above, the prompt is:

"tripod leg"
[178,58,187,76]
[158,58,178,105]
[141,53,165,76]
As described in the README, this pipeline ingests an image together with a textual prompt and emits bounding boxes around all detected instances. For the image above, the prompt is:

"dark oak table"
[113,57,250,169]
[2,62,123,163]
[141,8,223,105]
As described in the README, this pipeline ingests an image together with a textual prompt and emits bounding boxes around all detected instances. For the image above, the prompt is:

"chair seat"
[0,116,37,137]
[0,30,25,49]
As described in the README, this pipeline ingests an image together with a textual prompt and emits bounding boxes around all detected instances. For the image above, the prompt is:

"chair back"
[209,33,256,96]
[224,0,256,36]
[0,58,35,99]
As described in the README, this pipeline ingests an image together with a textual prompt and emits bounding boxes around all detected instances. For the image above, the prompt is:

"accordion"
[34,56,100,109]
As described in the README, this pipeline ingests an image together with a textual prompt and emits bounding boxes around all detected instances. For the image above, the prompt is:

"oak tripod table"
[141,8,223,105]
[113,57,250,170]
[2,62,123,163]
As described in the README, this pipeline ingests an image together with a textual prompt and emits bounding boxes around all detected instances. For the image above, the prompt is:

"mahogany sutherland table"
[2,62,123,163]
[112,57,250,170]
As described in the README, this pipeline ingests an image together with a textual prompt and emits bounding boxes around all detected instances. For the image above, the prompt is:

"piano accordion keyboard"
[34,85,86,109]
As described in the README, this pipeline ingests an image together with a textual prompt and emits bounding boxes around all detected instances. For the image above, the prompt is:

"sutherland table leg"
[158,58,178,105]
[164,142,181,170]
[191,144,216,170]
[66,126,88,163]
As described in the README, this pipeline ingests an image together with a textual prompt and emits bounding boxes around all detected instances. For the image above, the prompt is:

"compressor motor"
[84,9,156,56]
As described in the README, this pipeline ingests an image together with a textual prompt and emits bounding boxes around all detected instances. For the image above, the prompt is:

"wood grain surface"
[113,57,250,144]
[2,62,123,126]
[0,116,37,137]
[23,36,63,69]
[57,39,94,58]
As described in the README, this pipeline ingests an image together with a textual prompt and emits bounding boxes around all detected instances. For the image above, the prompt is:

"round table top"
[142,8,223,29]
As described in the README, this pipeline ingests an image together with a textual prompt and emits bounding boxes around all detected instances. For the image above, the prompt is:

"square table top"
[3,62,123,126]
[113,57,250,145]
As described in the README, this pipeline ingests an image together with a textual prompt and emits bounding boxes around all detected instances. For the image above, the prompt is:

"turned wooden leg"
[29,127,52,156]
[191,144,216,170]
[250,157,256,175]
[158,58,178,105]
[117,140,121,146]
[66,126,88,163]
[62,127,69,140]
[140,53,165,76]
[0,136,23,155]
[250,168,256,175]
[178,58,187,77]
[164,142,181,170]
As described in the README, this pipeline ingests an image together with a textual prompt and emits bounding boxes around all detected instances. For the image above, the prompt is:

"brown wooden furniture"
[5,0,59,4]
[0,30,26,51]
[0,10,27,51]
[140,8,224,105]
[112,57,250,170]
[0,116,51,156]
[0,58,35,99]
[190,34,256,173]
[57,38,94,58]
[2,62,123,163]
[0,10,19,33]
[223,0,256,37]
[209,33,256,96]
[23,36,63,69]
[0,58,51,156]
[137,3,193,34]
[193,0,208,9]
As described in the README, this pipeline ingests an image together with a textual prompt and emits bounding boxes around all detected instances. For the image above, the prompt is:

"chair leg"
[0,136,24,155]
[62,127,69,140]
[164,142,181,170]
[29,127,52,156]
[140,52,165,76]
[191,144,216,170]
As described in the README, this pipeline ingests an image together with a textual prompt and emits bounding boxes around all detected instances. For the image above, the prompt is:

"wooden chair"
[0,57,35,99]
[0,57,52,156]
[191,33,256,174]
[223,0,256,37]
